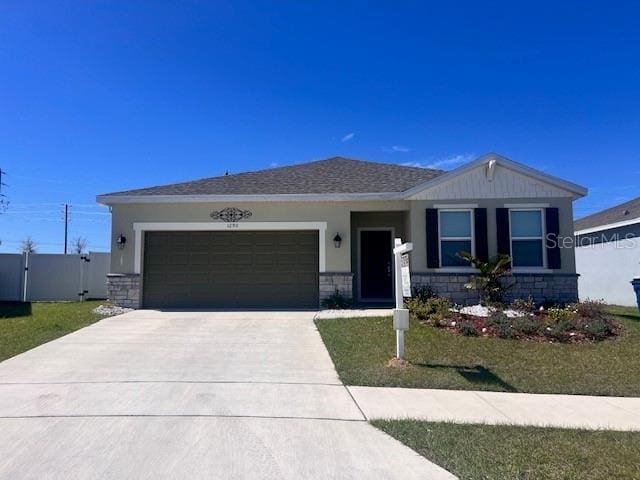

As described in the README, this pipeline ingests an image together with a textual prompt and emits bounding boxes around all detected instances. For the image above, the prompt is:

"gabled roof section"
[98,157,443,201]
[574,196,640,233]
[404,153,588,200]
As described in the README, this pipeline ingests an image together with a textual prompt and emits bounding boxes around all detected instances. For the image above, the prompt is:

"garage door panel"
[143,231,319,308]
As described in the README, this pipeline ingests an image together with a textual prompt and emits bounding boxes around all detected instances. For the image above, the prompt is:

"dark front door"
[359,230,393,300]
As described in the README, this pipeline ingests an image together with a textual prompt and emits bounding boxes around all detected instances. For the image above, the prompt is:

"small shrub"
[496,322,514,339]
[487,312,508,327]
[405,297,431,322]
[427,297,453,325]
[406,295,453,325]
[545,323,570,339]
[512,316,542,336]
[511,296,536,314]
[546,306,577,326]
[544,307,577,339]
[412,285,436,302]
[572,299,607,320]
[457,321,478,336]
[321,290,352,309]
[577,317,615,340]
[487,312,514,338]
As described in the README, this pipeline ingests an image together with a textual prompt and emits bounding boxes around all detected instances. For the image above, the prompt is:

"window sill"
[435,267,479,273]
[511,268,553,274]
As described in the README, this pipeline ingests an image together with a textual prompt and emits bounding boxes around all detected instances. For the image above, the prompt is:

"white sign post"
[393,238,413,359]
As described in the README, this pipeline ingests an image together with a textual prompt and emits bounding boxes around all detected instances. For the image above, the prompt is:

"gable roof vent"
[623,209,630,216]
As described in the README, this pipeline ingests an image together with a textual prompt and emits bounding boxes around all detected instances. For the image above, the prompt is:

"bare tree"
[20,236,36,253]
[71,236,88,254]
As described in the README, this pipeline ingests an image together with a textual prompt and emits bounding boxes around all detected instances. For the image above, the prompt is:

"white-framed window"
[439,209,474,267]
[509,209,545,268]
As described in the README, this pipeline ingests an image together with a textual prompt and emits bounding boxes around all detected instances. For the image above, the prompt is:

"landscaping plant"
[457,252,512,306]
[405,295,453,326]
[321,289,353,309]
[405,291,619,343]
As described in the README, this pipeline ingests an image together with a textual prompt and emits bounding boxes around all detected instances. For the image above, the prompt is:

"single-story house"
[574,196,640,306]
[97,153,587,309]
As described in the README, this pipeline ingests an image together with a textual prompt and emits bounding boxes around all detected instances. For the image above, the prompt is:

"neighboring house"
[574,197,640,306]
[97,153,586,309]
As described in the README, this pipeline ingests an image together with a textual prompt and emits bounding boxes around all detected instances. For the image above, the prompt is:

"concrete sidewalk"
[349,386,640,431]
[314,308,393,320]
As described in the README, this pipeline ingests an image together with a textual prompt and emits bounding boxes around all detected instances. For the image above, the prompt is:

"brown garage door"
[142,231,319,309]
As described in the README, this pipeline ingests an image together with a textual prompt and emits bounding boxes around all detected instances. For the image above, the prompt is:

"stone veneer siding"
[319,272,354,304]
[107,273,141,309]
[411,272,579,306]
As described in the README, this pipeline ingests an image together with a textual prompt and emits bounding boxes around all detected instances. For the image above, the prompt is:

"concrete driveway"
[0,310,454,479]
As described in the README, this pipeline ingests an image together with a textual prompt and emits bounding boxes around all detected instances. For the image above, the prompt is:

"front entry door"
[359,230,393,301]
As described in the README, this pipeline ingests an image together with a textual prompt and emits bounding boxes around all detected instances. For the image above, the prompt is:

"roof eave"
[96,191,406,205]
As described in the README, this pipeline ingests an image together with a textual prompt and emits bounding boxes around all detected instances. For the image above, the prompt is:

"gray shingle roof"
[574,196,640,231]
[101,157,444,197]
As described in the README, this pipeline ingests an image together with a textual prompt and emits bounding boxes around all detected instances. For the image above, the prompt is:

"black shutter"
[474,208,489,261]
[496,208,511,265]
[426,209,440,268]
[545,207,561,269]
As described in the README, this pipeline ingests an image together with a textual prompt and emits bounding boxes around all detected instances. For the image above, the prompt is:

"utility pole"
[63,203,69,255]
[0,168,8,213]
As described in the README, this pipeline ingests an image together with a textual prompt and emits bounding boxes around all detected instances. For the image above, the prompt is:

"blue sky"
[1,1,639,253]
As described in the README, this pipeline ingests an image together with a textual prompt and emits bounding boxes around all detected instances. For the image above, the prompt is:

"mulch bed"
[420,311,622,343]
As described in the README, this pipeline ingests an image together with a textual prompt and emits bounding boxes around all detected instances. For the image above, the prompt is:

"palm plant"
[457,251,512,306]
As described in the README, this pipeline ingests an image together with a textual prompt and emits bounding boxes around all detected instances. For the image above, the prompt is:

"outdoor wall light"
[333,233,342,248]
[116,234,127,250]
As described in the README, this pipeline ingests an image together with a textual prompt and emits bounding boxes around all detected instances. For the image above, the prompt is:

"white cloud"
[401,154,475,170]
[269,162,279,168]
[383,145,411,153]
[341,132,355,142]
[392,145,410,152]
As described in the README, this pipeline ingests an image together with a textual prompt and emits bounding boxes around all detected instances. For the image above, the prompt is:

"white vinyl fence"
[0,252,110,302]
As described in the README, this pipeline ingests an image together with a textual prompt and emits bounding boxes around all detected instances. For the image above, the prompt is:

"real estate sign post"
[393,238,413,359]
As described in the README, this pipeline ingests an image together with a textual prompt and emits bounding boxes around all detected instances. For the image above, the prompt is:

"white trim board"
[98,192,400,204]
[433,203,478,209]
[132,221,327,274]
[574,217,640,236]
[504,203,550,208]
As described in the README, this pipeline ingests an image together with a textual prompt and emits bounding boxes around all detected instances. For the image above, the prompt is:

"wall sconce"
[116,234,127,250]
[333,233,342,248]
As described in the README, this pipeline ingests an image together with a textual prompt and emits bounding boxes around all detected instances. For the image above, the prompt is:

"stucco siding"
[110,197,577,277]
[408,197,576,274]
[109,200,409,274]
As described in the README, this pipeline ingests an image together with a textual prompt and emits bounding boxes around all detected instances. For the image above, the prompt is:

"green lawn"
[0,301,107,362]
[372,420,640,480]
[316,305,640,396]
